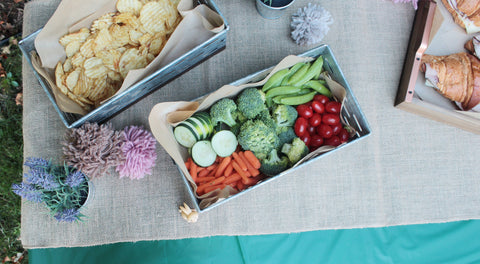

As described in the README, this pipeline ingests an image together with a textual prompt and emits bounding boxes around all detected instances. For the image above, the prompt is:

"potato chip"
[118,47,148,77]
[71,53,86,68]
[116,0,144,16]
[108,24,131,48]
[96,49,122,71]
[107,70,122,82]
[63,58,73,72]
[55,62,67,92]
[80,38,96,58]
[66,68,81,92]
[115,13,141,29]
[94,28,113,53]
[88,77,109,101]
[149,33,165,56]
[156,0,179,31]
[138,33,153,47]
[91,13,115,33]
[139,2,168,34]
[65,41,81,58]
[128,29,144,45]
[84,57,109,79]
[59,28,90,47]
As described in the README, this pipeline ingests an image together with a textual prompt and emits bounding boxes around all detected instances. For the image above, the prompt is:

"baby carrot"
[236,181,245,191]
[204,183,226,194]
[190,162,198,182]
[232,152,247,171]
[232,160,249,182]
[239,151,260,177]
[224,173,241,185]
[215,156,231,178]
[196,176,215,183]
[198,168,211,177]
[224,163,234,177]
[185,158,192,170]
[210,176,225,186]
[244,150,261,169]
[206,163,218,171]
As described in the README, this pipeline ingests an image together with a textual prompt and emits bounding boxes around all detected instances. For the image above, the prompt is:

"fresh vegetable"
[191,140,217,167]
[259,149,289,176]
[279,91,317,105]
[262,68,290,92]
[276,126,297,148]
[272,104,298,127]
[211,130,238,157]
[265,86,301,98]
[236,87,267,119]
[294,117,308,137]
[186,150,263,195]
[285,63,310,86]
[237,119,279,160]
[303,80,332,97]
[174,112,214,148]
[209,98,238,127]
[281,62,306,85]
[281,137,309,165]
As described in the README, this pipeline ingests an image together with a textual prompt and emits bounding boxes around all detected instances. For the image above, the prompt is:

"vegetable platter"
[149,45,371,212]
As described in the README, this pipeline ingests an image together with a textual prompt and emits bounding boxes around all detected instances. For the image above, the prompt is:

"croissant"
[421,52,480,110]
[442,0,480,34]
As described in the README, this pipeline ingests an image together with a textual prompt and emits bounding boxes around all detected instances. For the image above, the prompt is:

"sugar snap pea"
[303,80,332,97]
[289,56,324,87]
[279,91,317,105]
[265,86,301,98]
[285,63,310,86]
[262,68,290,92]
[281,62,306,85]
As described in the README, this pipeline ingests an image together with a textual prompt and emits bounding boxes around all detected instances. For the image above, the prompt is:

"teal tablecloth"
[29,220,480,264]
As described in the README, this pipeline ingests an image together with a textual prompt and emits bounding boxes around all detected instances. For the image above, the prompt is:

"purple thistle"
[54,208,80,222]
[12,183,43,203]
[116,126,157,180]
[65,170,86,188]
[24,157,60,190]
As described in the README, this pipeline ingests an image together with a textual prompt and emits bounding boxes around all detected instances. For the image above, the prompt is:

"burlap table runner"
[21,0,480,249]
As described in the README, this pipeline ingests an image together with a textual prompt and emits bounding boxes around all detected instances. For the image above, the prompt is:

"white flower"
[290,3,333,46]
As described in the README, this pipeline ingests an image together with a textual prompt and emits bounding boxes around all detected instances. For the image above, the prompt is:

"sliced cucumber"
[211,130,238,157]
[173,112,214,148]
[191,140,217,167]
[174,123,198,148]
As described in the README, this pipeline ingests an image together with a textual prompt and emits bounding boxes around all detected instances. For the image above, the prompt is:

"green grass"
[0,37,27,263]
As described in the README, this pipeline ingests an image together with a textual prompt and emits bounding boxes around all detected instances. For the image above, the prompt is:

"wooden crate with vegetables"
[149,45,371,212]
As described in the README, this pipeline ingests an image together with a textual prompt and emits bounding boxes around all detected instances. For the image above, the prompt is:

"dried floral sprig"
[116,126,157,180]
[12,157,89,222]
[62,122,125,179]
[290,3,333,46]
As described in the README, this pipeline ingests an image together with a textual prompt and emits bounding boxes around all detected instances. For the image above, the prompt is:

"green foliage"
[0,37,26,263]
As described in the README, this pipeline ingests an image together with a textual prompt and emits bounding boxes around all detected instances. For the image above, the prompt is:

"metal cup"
[255,0,295,19]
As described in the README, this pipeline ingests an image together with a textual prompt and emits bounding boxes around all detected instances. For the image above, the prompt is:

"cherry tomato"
[325,101,341,114]
[294,117,308,137]
[311,100,325,114]
[331,123,343,135]
[314,94,329,104]
[325,135,341,146]
[339,128,350,143]
[301,134,311,146]
[322,113,340,126]
[296,104,313,119]
[310,134,324,147]
[308,113,322,127]
[307,125,316,135]
[317,124,333,139]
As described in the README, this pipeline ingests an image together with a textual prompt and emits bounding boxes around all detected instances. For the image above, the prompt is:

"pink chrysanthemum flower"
[116,126,157,180]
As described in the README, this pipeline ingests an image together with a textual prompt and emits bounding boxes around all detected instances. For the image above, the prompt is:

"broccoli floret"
[281,137,309,164]
[272,104,298,127]
[237,119,279,159]
[259,149,289,176]
[210,98,238,127]
[276,126,297,148]
[236,87,267,119]
[257,109,277,131]
[236,110,248,124]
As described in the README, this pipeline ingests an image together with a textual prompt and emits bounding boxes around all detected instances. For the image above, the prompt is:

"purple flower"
[12,183,43,203]
[116,126,157,180]
[65,170,86,188]
[24,157,50,169]
[54,208,80,222]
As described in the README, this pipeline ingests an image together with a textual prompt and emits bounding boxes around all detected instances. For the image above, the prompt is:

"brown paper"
[34,0,225,115]
[148,55,350,210]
